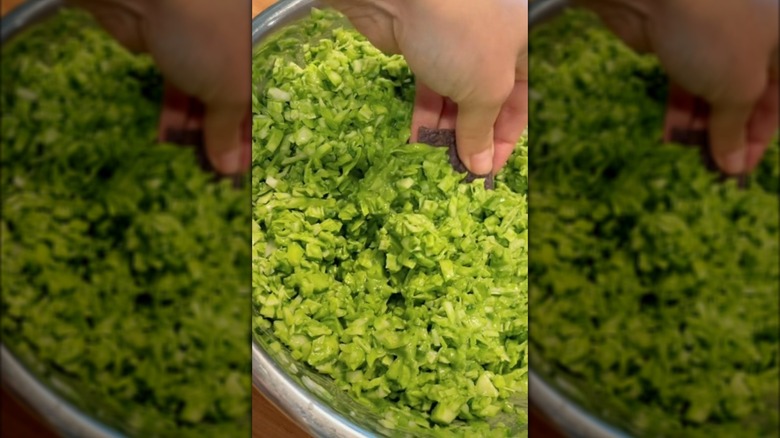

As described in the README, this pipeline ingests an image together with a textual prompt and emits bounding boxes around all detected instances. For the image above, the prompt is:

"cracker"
[417,127,494,190]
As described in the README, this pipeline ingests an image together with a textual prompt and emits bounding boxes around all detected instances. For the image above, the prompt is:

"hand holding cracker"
[327,0,528,176]
[579,0,779,176]
[69,0,250,175]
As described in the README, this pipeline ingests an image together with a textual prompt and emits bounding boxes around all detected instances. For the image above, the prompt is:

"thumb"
[708,100,753,176]
[455,96,505,176]
[202,100,248,175]
[663,82,708,144]
[706,32,775,175]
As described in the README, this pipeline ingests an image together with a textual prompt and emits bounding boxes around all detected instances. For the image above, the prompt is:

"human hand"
[327,0,528,175]
[69,0,250,175]
[578,0,779,176]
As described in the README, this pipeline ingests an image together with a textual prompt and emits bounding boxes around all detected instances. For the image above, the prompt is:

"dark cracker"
[163,127,210,170]
[417,127,494,190]
[447,141,468,173]
[465,171,495,190]
[418,126,456,148]
[670,127,709,149]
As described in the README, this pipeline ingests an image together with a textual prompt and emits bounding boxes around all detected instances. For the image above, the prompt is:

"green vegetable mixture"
[1,11,250,437]
[252,10,528,437]
[529,11,779,437]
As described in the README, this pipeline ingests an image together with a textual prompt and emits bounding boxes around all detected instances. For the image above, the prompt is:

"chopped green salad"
[252,9,528,437]
[529,10,779,437]
[1,11,250,437]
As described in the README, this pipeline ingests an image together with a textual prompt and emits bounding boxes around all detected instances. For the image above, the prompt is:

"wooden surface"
[252,0,276,17]
[0,388,60,438]
[252,385,310,438]
[1,0,24,15]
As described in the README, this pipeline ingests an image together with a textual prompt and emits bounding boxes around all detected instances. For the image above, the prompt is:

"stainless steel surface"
[1,346,123,438]
[529,0,570,26]
[251,0,322,45]
[252,336,374,438]
[529,371,628,438]
[0,0,61,42]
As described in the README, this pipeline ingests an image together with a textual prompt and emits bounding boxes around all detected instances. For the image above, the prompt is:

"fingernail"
[717,147,747,176]
[465,148,494,176]
[213,146,243,175]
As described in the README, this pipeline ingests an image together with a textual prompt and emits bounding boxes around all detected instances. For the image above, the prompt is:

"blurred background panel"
[0,0,250,438]
[0,4,59,436]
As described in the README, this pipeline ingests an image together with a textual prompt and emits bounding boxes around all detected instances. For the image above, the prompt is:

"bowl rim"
[1,344,123,438]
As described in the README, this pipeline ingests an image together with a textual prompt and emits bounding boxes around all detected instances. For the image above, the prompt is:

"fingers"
[455,101,501,175]
[69,0,148,53]
[410,81,444,142]
[708,101,753,176]
[745,80,780,171]
[454,83,510,175]
[413,78,518,176]
[493,80,528,172]
[664,82,707,143]
[158,84,192,143]
[438,98,458,130]
[203,100,249,175]
[666,78,778,175]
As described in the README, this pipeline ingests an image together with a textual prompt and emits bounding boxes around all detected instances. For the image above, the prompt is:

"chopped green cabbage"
[529,10,779,437]
[1,11,250,437]
[252,9,528,437]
